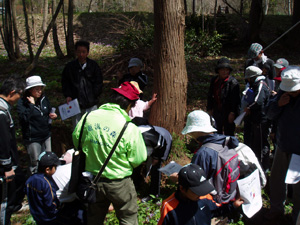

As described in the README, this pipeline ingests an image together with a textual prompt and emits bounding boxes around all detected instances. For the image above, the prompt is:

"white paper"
[237,169,262,218]
[285,154,300,184]
[234,112,246,126]
[58,99,81,120]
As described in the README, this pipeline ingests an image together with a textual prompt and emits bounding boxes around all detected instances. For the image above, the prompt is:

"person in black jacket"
[0,76,25,224]
[61,40,103,128]
[207,58,240,136]
[118,58,148,92]
[17,76,57,173]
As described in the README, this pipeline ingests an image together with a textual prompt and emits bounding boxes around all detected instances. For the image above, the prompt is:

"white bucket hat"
[245,66,262,79]
[279,66,300,92]
[25,75,46,90]
[182,110,217,135]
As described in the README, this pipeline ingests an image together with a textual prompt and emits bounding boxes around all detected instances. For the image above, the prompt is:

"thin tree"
[149,0,188,134]
[213,0,218,31]
[30,0,37,42]
[52,0,64,58]
[25,0,64,75]
[42,0,51,44]
[22,0,34,61]
[11,0,21,58]
[88,0,93,12]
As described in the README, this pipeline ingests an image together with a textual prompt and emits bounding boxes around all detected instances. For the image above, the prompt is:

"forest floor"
[0,12,300,224]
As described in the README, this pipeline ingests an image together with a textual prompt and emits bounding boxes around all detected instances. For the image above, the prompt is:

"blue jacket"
[265,90,300,155]
[191,133,239,179]
[158,191,234,225]
[26,173,60,223]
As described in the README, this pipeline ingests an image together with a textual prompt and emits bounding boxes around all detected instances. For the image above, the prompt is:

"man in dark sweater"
[61,40,103,128]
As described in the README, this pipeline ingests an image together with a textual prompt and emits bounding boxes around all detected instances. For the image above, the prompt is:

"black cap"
[178,164,215,196]
[215,57,233,74]
[38,152,62,167]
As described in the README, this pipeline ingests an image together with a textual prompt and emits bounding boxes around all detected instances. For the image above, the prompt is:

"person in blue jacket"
[17,76,57,173]
[26,152,61,225]
[158,164,243,225]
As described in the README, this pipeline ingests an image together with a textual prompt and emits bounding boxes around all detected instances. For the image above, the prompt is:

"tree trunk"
[264,0,269,15]
[149,0,188,134]
[184,0,187,14]
[240,0,244,15]
[30,0,37,42]
[213,0,218,31]
[25,0,64,75]
[88,0,93,12]
[288,0,292,15]
[66,0,75,57]
[248,0,263,42]
[22,0,34,62]
[192,0,196,15]
[42,0,50,44]
[52,0,64,58]
[1,0,16,60]
[11,0,21,59]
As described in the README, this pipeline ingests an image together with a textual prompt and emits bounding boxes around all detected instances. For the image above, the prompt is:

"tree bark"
[11,0,21,58]
[149,0,188,134]
[22,0,34,61]
[264,0,269,15]
[42,0,50,44]
[30,0,37,42]
[25,0,64,75]
[192,0,196,15]
[1,0,16,60]
[213,0,218,31]
[52,0,64,58]
[66,0,75,57]
[248,0,263,42]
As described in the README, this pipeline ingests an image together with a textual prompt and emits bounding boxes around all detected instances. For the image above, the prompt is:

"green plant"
[117,23,154,51]
[185,29,223,58]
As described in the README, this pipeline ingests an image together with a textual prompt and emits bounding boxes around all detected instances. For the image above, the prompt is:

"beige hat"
[25,75,46,90]
[245,66,262,79]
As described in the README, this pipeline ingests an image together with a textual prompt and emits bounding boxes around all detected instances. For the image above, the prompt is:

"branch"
[222,0,248,23]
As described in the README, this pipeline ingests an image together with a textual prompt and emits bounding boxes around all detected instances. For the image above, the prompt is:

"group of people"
[0,39,300,225]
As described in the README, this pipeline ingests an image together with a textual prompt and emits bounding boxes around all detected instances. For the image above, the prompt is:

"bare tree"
[25,0,64,75]
[30,0,37,42]
[149,0,188,134]
[52,0,64,58]
[264,0,269,15]
[42,0,51,44]
[88,0,93,12]
[213,0,218,31]
[22,0,34,61]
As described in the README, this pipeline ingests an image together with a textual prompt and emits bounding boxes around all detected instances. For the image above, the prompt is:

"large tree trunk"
[66,0,75,57]
[52,0,64,58]
[149,0,188,134]
[22,0,34,62]
[25,0,64,75]
[42,0,50,44]
[11,0,21,59]
[248,0,263,42]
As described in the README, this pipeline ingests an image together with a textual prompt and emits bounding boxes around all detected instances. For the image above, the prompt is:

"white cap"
[279,66,300,92]
[25,75,46,90]
[182,110,217,135]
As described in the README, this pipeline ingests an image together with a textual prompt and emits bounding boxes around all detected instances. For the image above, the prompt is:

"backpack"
[0,106,12,125]
[202,139,240,204]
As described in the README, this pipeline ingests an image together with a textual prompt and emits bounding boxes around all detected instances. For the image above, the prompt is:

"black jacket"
[61,58,103,109]
[207,75,240,117]
[0,98,18,172]
[17,96,52,143]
